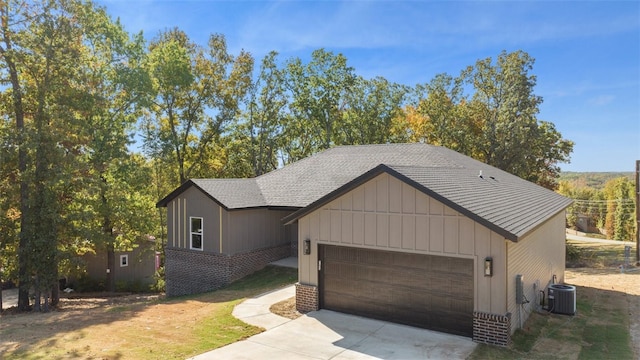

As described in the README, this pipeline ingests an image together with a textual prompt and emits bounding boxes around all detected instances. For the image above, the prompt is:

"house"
[157,143,572,346]
[83,239,159,290]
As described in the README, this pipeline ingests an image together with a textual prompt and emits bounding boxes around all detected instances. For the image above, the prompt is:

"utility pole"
[636,160,639,265]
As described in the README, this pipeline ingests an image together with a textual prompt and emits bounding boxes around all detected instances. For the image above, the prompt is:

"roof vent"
[478,170,483,179]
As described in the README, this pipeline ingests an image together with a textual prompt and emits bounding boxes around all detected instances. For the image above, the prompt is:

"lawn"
[2,242,637,360]
[470,240,638,360]
[0,265,297,360]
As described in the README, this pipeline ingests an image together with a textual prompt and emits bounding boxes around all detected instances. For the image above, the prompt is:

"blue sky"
[98,0,639,172]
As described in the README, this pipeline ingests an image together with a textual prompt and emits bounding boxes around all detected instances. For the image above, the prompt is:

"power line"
[571,199,635,204]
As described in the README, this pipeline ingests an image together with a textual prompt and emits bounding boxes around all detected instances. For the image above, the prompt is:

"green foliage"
[151,266,166,292]
[75,275,106,293]
[339,76,409,145]
[559,172,634,189]
[565,242,582,263]
[561,175,636,241]
[143,29,254,185]
[234,51,287,176]
[469,282,633,360]
[115,279,151,293]
[395,50,573,190]
[0,1,577,313]
[283,48,357,162]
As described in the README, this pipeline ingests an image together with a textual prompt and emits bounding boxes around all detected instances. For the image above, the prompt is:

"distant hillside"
[559,172,634,189]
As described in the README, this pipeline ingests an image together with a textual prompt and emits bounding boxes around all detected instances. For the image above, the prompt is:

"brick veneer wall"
[229,244,291,282]
[473,311,512,347]
[165,243,291,297]
[295,283,318,313]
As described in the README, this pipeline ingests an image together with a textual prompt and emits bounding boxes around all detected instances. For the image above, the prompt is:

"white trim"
[190,216,204,251]
[120,254,129,267]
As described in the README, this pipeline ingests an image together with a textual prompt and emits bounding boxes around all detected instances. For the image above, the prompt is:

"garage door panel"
[320,245,473,337]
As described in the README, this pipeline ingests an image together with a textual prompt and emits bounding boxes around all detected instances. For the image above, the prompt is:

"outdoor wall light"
[484,257,493,277]
[303,239,311,255]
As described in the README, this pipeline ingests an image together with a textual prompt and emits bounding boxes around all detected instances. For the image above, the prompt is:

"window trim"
[190,216,204,251]
[120,254,129,267]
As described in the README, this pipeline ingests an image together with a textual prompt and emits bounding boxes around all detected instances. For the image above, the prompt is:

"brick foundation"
[165,243,291,297]
[473,311,512,347]
[295,283,318,313]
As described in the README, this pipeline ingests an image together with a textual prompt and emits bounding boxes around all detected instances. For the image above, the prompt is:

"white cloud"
[589,95,615,106]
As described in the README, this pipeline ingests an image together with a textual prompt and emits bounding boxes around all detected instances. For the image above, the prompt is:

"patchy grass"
[0,265,297,360]
[566,240,633,268]
[470,285,634,360]
[470,241,637,360]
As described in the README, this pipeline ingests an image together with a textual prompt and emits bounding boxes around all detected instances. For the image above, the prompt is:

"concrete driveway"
[191,285,477,360]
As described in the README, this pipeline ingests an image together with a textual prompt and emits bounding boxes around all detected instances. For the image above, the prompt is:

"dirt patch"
[565,267,640,359]
[0,266,298,359]
[0,293,162,356]
[269,296,302,320]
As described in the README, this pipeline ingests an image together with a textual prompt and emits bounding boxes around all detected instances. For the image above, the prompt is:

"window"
[120,254,128,267]
[190,217,203,250]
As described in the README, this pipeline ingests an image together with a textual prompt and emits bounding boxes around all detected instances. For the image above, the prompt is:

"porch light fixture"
[303,239,311,255]
[484,257,493,277]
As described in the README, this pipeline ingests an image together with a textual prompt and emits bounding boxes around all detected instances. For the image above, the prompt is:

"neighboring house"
[157,143,572,347]
[83,239,159,289]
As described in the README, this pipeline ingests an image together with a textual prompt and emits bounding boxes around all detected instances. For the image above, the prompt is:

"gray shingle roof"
[382,165,572,240]
[157,143,572,241]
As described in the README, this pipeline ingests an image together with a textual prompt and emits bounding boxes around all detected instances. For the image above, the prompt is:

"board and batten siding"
[506,210,566,333]
[298,173,509,315]
[166,186,224,253]
[225,208,295,254]
[166,186,296,255]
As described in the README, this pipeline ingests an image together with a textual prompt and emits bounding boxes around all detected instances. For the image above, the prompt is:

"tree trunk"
[1,5,31,312]
[0,271,3,312]
[33,277,41,312]
[51,268,59,307]
[107,242,115,293]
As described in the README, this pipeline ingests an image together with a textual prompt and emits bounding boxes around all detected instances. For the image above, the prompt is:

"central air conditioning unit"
[548,284,576,315]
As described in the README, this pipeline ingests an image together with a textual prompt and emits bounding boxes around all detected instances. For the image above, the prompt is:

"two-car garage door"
[319,245,474,337]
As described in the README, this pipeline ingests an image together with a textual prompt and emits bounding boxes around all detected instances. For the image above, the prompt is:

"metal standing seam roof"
[156,143,572,241]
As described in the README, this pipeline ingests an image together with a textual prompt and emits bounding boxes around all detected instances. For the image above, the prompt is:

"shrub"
[75,275,106,292]
[566,243,582,263]
[151,267,165,293]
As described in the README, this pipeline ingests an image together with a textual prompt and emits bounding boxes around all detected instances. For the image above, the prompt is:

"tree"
[603,177,636,241]
[338,76,409,145]
[72,10,152,292]
[399,50,573,189]
[283,49,356,163]
[0,0,150,311]
[143,30,254,185]
[0,111,20,310]
[229,51,287,177]
[461,51,573,188]
[0,0,32,311]
[0,0,93,311]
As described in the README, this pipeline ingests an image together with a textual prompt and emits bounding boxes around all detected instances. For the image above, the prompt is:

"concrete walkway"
[270,256,299,269]
[191,285,477,360]
[567,232,636,246]
[232,285,296,330]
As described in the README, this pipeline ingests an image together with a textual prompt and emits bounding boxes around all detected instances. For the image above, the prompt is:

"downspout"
[219,206,223,253]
